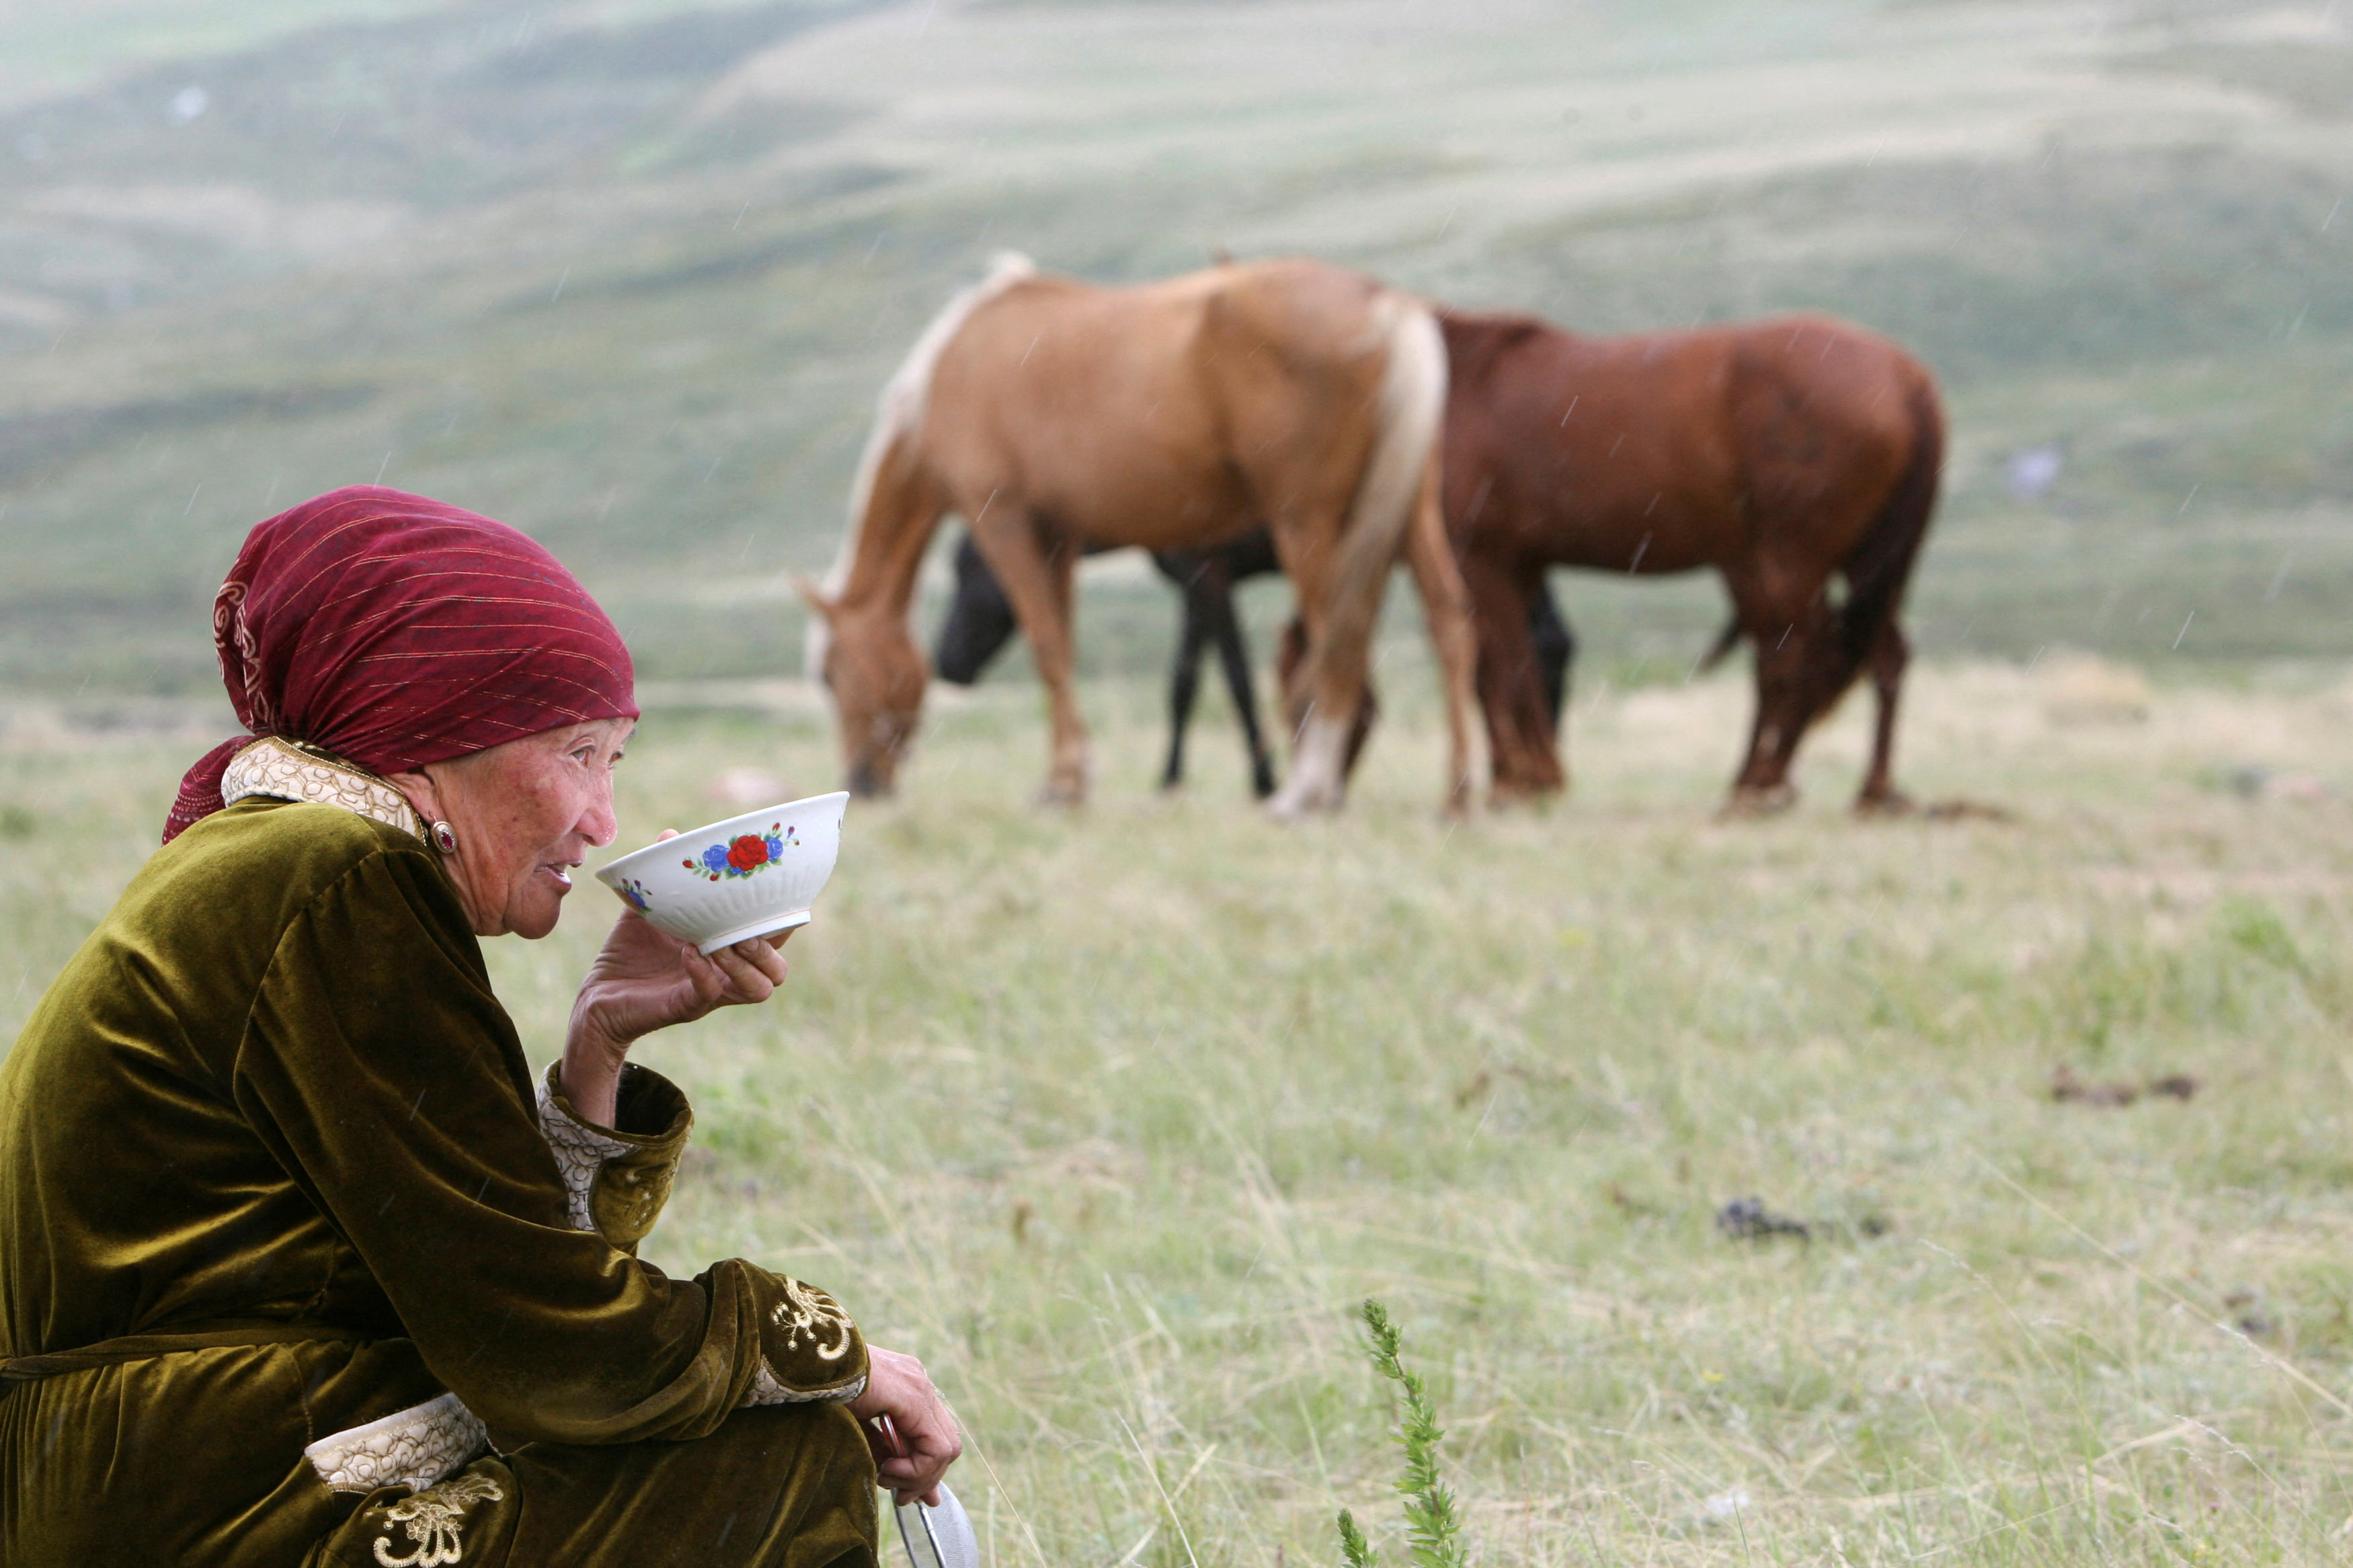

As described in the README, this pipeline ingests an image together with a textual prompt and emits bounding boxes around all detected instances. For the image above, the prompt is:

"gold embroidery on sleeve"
[371,1473,504,1567]
[771,1277,856,1362]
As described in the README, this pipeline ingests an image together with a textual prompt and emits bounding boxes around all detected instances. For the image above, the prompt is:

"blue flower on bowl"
[614,877,653,913]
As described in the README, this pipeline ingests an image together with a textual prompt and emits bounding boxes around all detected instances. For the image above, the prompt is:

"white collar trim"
[222,736,425,841]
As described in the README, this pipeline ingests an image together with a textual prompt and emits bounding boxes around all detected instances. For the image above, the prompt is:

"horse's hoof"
[1035,782,1086,809]
[1265,784,1341,821]
[1718,784,1796,820]
[1488,778,1564,811]
[1853,791,1917,819]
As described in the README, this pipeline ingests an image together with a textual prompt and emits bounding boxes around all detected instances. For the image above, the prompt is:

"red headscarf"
[164,486,638,843]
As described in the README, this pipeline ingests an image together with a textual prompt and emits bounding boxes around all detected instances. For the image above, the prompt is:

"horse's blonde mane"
[805,253,1039,682]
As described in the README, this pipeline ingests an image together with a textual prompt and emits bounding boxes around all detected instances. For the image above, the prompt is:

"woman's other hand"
[852,1346,963,1505]
[563,833,791,1123]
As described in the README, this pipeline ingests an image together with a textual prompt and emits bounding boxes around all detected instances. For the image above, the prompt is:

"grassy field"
[11,664,2353,1564]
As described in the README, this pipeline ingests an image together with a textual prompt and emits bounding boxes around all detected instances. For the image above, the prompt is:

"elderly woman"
[0,487,957,1566]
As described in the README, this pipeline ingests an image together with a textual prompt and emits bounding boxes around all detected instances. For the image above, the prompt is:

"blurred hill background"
[0,0,2347,699]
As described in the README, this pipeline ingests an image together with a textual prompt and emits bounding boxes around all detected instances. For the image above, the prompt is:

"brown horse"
[799,255,1482,817]
[1439,309,1944,812]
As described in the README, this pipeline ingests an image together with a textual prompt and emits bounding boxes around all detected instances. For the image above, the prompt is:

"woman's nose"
[582,774,620,848]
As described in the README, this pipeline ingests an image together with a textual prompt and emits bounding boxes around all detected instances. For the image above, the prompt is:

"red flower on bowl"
[725,834,770,871]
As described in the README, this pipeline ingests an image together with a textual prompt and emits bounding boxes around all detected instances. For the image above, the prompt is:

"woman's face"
[390,717,633,939]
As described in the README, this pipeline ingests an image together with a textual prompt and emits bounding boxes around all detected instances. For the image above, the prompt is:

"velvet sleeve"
[535,1061,692,1254]
[228,843,867,1444]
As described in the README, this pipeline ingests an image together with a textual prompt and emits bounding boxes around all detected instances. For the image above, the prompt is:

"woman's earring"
[430,821,459,855]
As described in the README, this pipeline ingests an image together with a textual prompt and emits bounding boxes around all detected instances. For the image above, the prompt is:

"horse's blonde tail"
[1269,294,1447,817]
[1330,294,1447,648]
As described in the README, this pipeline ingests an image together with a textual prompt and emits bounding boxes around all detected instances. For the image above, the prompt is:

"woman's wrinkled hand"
[852,1346,963,1505]
[562,832,791,1124]
[573,910,788,1042]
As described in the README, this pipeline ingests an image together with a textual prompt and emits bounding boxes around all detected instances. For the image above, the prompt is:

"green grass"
[1345,1298,1472,1568]
[12,663,2353,1563]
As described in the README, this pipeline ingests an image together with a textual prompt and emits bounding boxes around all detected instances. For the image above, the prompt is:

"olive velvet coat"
[0,754,880,1567]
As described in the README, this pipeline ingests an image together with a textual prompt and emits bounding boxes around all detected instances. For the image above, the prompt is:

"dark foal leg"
[1217,531,1283,796]
[1197,571,1275,798]
[1162,583,1209,790]
[1155,533,1281,796]
[1218,628,1277,798]
[1854,620,1913,813]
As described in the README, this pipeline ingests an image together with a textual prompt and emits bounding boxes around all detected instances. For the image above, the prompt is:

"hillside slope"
[0,0,2348,694]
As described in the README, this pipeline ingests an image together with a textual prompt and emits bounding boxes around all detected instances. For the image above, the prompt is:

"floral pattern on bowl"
[612,877,655,913]
[596,792,844,955]
[683,823,799,882]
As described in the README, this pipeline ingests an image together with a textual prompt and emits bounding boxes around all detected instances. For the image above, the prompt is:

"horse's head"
[797,578,928,798]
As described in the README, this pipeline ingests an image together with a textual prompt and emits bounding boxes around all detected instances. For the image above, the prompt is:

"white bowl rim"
[596,790,851,882]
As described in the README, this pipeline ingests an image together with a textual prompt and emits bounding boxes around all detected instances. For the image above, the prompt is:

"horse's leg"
[1722,574,1827,816]
[1529,577,1575,730]
[1402,460,1484,815]
[971,509,1090,805]
[1038,526,1087,803]
[1262,519,1359,817]
[1855,619,1914,815]
[1275,613,1378,778]
[1197,567,1275,798]
[1462,555,1552,803]
[1506,564,1562,799]
[1162,567,1208,791]
[1276,614,1308,725]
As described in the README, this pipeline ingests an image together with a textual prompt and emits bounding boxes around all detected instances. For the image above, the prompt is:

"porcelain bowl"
[594,792,848,954]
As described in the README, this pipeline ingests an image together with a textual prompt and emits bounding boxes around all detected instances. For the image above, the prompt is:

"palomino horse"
[935,526,1577,798]
[1439,309,1944,812]
[799,255,1482,816]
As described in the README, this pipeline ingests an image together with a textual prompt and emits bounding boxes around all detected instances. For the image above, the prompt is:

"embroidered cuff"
[744,1272,869,1405]
[536,1063,692,1250]
[305,1391,487,1493]
[746,1364,869,1407]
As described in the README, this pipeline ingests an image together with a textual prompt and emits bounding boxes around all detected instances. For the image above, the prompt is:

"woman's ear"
[383,767,444,829]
